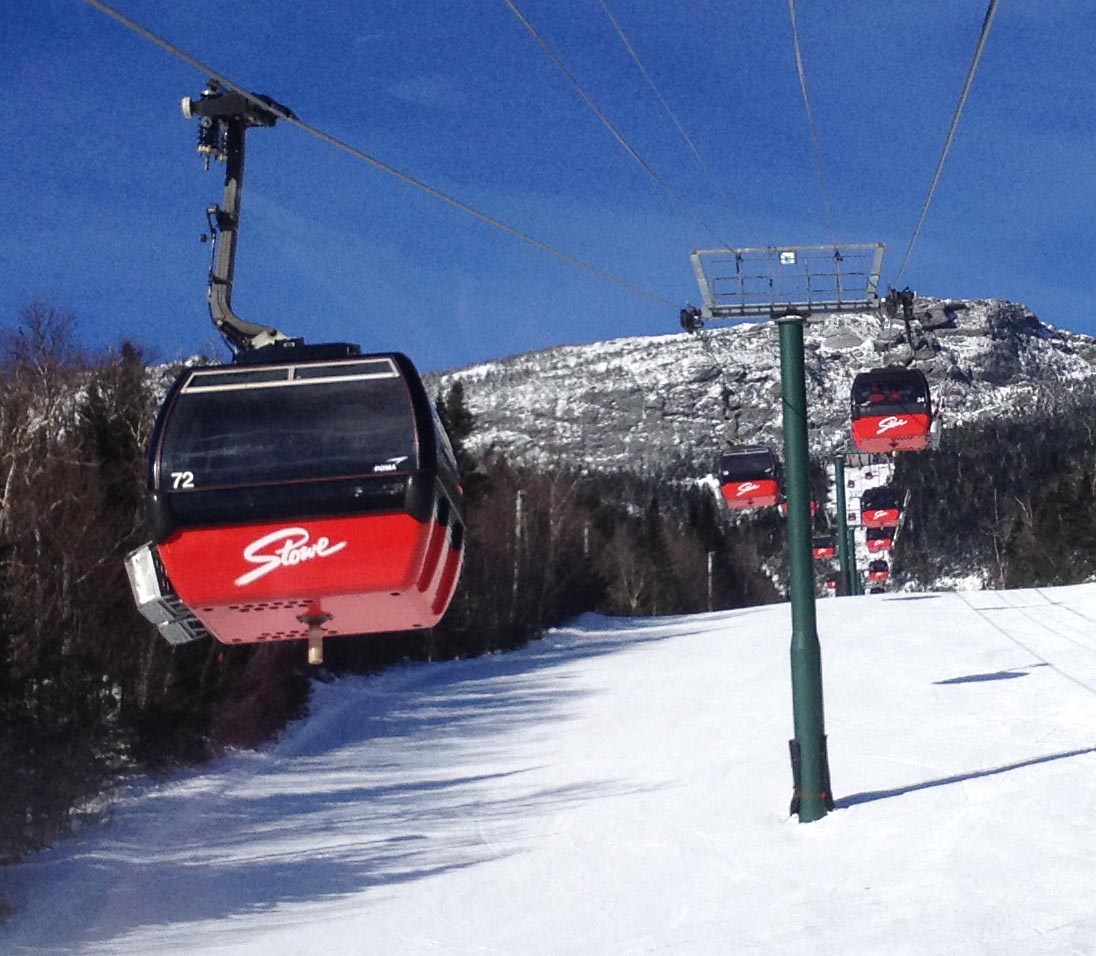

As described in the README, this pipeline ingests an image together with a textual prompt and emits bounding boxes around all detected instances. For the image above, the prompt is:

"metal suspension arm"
[182,82,293,354]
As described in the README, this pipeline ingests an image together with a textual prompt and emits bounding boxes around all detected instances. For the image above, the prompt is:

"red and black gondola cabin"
[866,526,895,553]
[718,445,781,510]
[145,346,464,646]
[850,368,932,453]
[868,559,890,582]
[812,535,837,560]
[860,486,902,528]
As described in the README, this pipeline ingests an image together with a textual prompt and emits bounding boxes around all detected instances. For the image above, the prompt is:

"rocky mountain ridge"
[430,298,1096,474]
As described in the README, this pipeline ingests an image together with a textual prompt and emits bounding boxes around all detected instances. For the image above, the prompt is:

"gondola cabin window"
[159,359,416,489]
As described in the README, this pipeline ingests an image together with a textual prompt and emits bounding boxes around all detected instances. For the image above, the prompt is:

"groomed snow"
[5,585,1096,955]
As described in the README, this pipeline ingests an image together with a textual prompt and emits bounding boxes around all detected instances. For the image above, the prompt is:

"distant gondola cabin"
[866,526,894,552]
[718,445,781,510]
[868,558,890,581]
[860,486,902,528]
[850,368,933,453]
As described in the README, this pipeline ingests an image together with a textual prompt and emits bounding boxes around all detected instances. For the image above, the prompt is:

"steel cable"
[595,0,759,243]
[895,0,1001,283]
[82,0,678,308]
[786,0,836,242]
[500,0,736,250]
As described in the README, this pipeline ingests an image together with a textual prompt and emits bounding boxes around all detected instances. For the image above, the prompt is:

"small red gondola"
[868,558,890,582]
[850,368,933,453]
[128,347,464,651]
[718,445,781,510]
[812,535,836,560]
[860,486,902,528]
[866,526,895,552]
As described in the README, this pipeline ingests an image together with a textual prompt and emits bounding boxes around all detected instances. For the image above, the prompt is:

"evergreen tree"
[436,381,487,501]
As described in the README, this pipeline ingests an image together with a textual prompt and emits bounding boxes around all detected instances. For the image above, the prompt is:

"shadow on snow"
[3,614,678,951]
[836,747,1096,809]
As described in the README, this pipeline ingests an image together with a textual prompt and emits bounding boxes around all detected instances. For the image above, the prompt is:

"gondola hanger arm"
[184,80,294,356]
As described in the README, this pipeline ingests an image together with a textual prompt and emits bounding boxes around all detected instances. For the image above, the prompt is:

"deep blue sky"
[4,1,1094,372]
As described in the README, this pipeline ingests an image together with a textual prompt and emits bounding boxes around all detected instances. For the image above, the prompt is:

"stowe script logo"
[871,510,890,520]
[876,416,909,435]
[736,482,761,496]
[235,527,348,587]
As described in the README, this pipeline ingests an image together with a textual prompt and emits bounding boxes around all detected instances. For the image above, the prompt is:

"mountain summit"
[433,298,1096,472]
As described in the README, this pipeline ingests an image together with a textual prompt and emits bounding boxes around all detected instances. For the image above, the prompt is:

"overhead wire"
[499,0,737,251]
[895,0,1000,284]
[594,0,759,244]
[786,0,836,242]
[81,0,678,309]
[692,325,746,442]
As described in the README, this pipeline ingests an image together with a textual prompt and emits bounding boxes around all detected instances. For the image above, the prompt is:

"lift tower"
[686,242,885,822]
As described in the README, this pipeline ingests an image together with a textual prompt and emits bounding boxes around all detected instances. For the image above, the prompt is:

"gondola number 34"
[171,471,195,489]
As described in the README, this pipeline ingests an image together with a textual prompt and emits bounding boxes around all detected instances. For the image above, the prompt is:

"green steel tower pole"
[848,527,863,595]
[834,455,851,595]
[777,315,832,822]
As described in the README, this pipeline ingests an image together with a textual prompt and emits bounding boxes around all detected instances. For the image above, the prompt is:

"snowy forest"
[3,300,1096,874]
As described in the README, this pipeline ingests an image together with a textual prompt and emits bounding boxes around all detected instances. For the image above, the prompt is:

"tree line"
[894,381,1096,588]
[10,300,1090,883]
[0,303,787,872]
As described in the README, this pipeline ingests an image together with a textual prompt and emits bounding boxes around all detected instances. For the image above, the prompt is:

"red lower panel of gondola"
[781,500,818,517]
[155,510,462,644]
[868,570,889,581]
[862,508,901,528]
[721,479,780,510]
[866,538,893,553]
[813,547,836,560]
[851,413,932,453]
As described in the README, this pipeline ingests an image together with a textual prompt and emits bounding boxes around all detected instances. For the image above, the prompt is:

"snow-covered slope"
[6,586,1096,955]
[431,298,1096,471]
